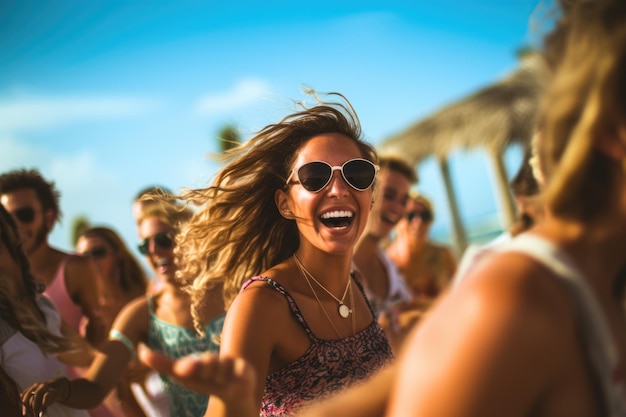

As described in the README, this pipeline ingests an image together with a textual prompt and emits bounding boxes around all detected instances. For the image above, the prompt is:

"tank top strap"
[147,295,156,315]
[351,271,377,317]
[241,276,316,341]
[498,234,626,416]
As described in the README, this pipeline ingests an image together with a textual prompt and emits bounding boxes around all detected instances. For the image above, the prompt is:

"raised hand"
[138,345,258,415]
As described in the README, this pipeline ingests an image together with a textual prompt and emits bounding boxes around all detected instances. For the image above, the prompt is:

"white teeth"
[321,210,354,219]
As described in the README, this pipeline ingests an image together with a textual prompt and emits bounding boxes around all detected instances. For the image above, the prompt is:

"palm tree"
[70,215,90,247]
[217,124,241,154]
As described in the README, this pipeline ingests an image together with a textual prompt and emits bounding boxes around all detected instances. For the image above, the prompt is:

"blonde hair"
[0,205,73,355]
[177,93,377,333]
[137,196,193,229]
[539,0,626,220]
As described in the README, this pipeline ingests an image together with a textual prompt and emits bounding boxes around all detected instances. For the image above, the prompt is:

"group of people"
[2,0,626,415]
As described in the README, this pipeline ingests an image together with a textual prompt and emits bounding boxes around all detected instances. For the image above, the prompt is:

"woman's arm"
[140,347,258,417]
[140,284,287,417]
[56,319,98,367]
[21,297,150,415]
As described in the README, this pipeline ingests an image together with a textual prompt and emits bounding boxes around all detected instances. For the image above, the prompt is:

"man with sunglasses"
[352,155,417,353]
[0,169,107,349]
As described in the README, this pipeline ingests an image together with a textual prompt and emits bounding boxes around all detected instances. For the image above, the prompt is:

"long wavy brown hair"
[0,205,72,354]
[176,92,378,333]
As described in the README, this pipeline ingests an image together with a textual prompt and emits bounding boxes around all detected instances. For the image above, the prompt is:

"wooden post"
[438,155,468,253]
[487,149,517,231]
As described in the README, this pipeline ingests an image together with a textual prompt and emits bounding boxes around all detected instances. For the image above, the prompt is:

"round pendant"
[339,304,351,319]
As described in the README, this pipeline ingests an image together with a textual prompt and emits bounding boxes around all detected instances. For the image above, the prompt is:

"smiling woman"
[138,92,393,417]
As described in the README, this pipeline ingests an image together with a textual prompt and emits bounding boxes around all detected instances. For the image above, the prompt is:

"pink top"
[43,255,83,333]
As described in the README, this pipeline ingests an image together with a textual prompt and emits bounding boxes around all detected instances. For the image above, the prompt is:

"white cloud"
[0,94,159,134]
[195,78,272,115]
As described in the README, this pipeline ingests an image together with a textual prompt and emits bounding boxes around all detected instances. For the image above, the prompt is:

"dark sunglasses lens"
[14,207,35,224]
[343,160,376,190]
[298,162,332,192]
[154,233,173,249]
[138,233,172,255]
[138,240,149,255]
[88,247,108,258]
[407,211,432,222]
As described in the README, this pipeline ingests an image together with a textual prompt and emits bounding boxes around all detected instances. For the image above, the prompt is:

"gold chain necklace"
[295,257,356,337]
[293,254,352,319]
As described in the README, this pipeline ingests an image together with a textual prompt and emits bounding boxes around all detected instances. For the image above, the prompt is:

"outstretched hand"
[21,377,69,417]
[138,344,258,414]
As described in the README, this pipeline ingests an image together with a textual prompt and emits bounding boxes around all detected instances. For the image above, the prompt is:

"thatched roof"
[378,53,550,165]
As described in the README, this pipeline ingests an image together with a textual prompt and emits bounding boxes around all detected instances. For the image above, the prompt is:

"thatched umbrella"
[379,52,549,251]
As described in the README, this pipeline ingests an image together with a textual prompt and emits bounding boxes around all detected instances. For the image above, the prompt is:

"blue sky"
[0,0,546,254]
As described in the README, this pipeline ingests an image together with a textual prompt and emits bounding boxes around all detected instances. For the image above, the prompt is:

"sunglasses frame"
[286,158,379,193]
[138,232,174,255]
[407,210,432,223]
[12,206,36,224]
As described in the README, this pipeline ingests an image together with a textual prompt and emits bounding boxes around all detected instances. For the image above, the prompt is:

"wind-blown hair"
[77,226,148,293]
[0,204,72,354]
[177,92,377,333]
[538,0,626,220]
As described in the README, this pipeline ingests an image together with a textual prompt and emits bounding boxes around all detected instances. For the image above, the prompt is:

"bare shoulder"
[407,250,577,373]
[389,251,582,417]
[64,252,98,280]
[227,277,293,326]
[220,275,296,360]
[450,251,575,333]
[111,295,150,341]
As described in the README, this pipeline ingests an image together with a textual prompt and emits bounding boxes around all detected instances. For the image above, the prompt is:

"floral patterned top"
[241,276,394,417]
[148,296,225,417]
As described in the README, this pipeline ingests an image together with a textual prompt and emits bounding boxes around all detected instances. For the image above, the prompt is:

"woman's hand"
[139,345,258,415]
[21,377,70,417]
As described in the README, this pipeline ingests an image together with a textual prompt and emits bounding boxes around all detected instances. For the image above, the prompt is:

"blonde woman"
[141,93,393,417]
[0,205,93,417]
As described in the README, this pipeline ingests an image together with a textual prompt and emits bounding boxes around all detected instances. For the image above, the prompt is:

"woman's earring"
[283,210,294,219]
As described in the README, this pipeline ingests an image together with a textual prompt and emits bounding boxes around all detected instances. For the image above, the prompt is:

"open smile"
[319,209,355,229]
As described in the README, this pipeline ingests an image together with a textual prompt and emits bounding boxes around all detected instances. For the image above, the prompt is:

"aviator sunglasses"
[286,158,378,193]
[138,232,174,255]
[11,207,36,224]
